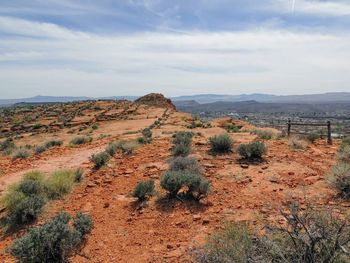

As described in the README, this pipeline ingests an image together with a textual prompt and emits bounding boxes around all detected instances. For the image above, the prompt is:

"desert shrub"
[74,212,93,237]
[12,148,30,160]
[238,142,267,160]
[132,180,155,201]
[45,139,63,148]
[194,204,350,263]
[172,143,191,157]
[0,138,15,152]
[289,136,308,150]
[33,123,42,129]
[160,171,210,200]
[209,134,233,154]
[11,212,93,263]
[137,137,146,144]
[91,151,110,169]
[10,195,46,225]
[91,123,98,130]
[338,145,350,163]
[169,157,203,174]
[74,168,84,183]
[226,123,241,133]
[306,133,319,144]
[341,136,350,147]
[173,131,193,146]
[160,171,185,197]
[142,128,152,141]
[105,142,118,156]
[252,129,274,140]
[328,162,350,198]
[116,140,138,154]
[35,145,47,154]
[44,170,75,199]
[70,136,92,145]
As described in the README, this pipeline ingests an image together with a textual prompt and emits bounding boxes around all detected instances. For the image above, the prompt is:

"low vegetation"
[115,140,139,155]
[328,162,350,199]
[194,203,350,263]
[209,133,233,154]
[289,136,308,150]
[237,141,267,161]
[252,129,274,140]
[11,212,93,262]
[169,156,203,174]
[172,131,193,157]
[137,128,153,144]
[306,133,319,144]
[11,147,30,160]
[35,139,63,154]
[132,180,155,201]
[160,170,210,201]
[2,170,80,226]
[338,144,350,163]
[70,135,92,145]
[91,151,110,169]
[226,123,241,133]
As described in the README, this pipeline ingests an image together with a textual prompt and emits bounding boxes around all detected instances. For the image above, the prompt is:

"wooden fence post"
[327,121,332,145]
[287,119,291,137]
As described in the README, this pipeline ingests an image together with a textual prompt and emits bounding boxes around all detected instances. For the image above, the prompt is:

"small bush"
[105,142,118,156]
[12,148,30,160]
[328,162,350,198]
[306,133,319,144]
[160,171,210,200]
[238,142,267,160]
[172,143,191,157]
[169,157,203,174]
[35,145,47,154]
[173,131,193,146]
[116,140,138,155]
[226,123,241,133]
[288,137,308,150]
[0,138,15,152]
[194,203,350,263]
[132,180,155,201]
[252,129,274,140]
[44,170,75,199]
[91,151,110,169]
[338,145,350,163]
[70,136,92,145]
[209,134,233,154]
[341,136,350,147]
[10,195,46,225]
[74,168,84,182]
[137,137,146,144]
[142,128,152,142]
[91,123,98,130]
[160,171,185,197]
[45,139,63,148]
[74,212,93,237]
[33,123,42,129]
[11,212,93,262]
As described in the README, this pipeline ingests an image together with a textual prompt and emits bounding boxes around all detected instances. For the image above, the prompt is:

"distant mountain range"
[0,92,349,106]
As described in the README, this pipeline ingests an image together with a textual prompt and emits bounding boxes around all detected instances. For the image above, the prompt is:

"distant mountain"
[1,92,349,107]
[172,92,350,104]
[173,100,200,108]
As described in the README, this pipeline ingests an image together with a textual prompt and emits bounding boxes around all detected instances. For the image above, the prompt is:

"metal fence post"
[327,121,332,145]
[287,119,291,137]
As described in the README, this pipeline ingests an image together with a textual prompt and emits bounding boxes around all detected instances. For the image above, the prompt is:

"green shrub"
[328,163,350,199]
[45,139,63,148]
[306,133,319,144]
[209,134,233,154]
[169,157,202,174]
[10,195,46,225]
[238,142,267,160]
[44,170,75,199]
[252,129,274,140]
[142,128,152,141]
[160,171,210,200]
[137,137,146,144]
[105,142,118,156]
[226,123,241,133]
[341,136,350,147]
[12,148,30,160]
[115,140,138,154]
[160,171,184,197]
[74,212,93,237]
[11,212,93,262]
[0,138,15,152]
[91,123,98,130]
[74,168,84,183]
[132,180,155,201]
[33,123,42,129]
[172,143,191,157]
[70,136,92,145]
[91,151,110,169]
[338,145,350,163]
[35,145,47,154]
[173,131,193,146]
[194,204,350,263]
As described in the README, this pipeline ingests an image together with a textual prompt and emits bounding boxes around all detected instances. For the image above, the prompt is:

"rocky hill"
[135,93,176,110]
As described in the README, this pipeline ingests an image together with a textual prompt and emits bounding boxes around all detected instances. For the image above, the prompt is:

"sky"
[0,0,349,98]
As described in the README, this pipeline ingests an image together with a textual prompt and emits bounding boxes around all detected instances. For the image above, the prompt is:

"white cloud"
[0,16,349,98]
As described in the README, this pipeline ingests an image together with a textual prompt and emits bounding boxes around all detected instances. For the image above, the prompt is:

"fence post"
[287,119,291,137]
[327,121,332,145]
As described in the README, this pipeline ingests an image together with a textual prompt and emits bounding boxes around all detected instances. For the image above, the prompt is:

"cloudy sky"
[0,0,349,98]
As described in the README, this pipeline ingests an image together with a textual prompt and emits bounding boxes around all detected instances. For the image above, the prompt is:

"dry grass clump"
[70,136,92,145]
[328,162,350,199]
[288,136,308,150]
